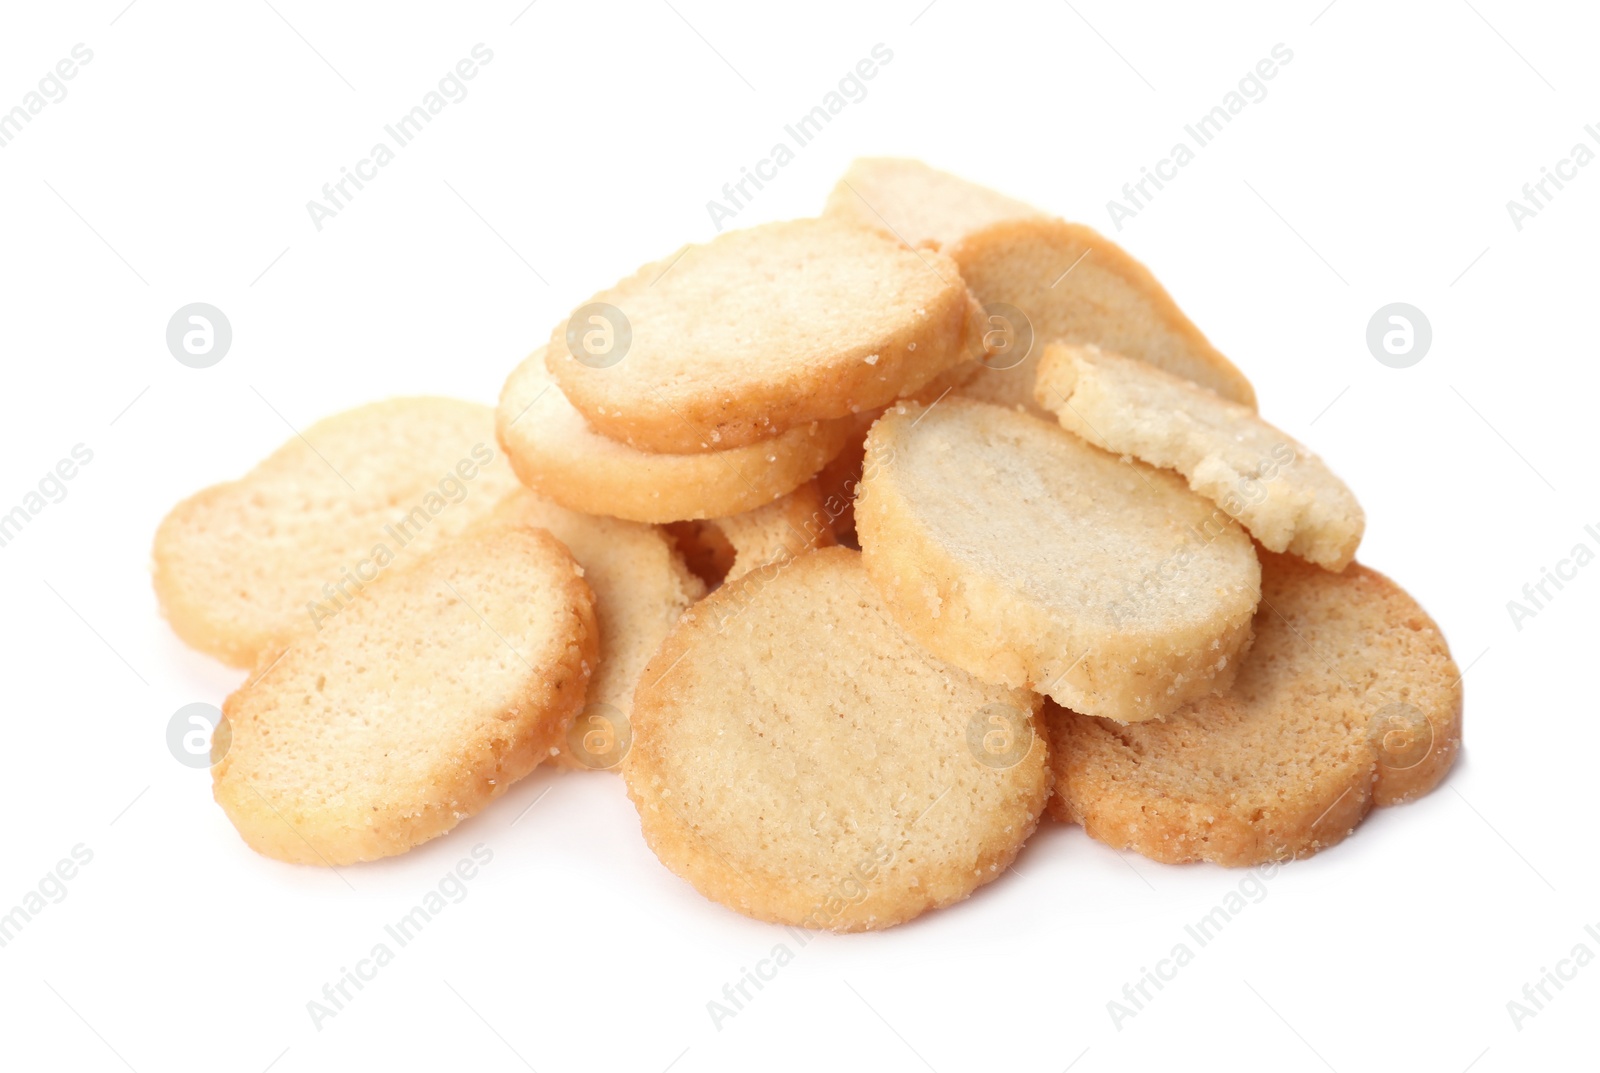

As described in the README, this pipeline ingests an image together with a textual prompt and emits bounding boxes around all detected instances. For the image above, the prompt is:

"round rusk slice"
[213,525,597,865]
[545,218,987,454]
[948,218,1257,414]
[497,349,853,523]
[1046,551,1463,866]
[821,157,1045,251]
[153,397,520,669]
[626,548,1049,932]
[857,397,1261,722]
[477,491,704,772]
[1034,342,1364,570]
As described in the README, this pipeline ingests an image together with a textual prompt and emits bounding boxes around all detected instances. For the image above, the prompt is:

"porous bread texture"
[626,547,1050,932]
[1047,551,1463,866]
[213,525,597,865]
[822,157,1045,251]
[1034,343,1365,570]
[949,218,1257,413]
[497,349,853,523]
[857,397,1261,722]
[545,218,990,454]
[153,397,520,668]
[477,491,704,772]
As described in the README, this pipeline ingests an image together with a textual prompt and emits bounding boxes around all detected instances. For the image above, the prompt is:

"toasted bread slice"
[857,397,1261,722]
[799,359,982,550]
[626,547,1049,931]
[1035,343,1364,570]
[213,525,597,865]
[1047,552,1462,865]
[949,218,1257,414]
[498,349,853,523]
[546,218,987,454]
[479,491,703,771]
[153,398,519,668]
[821,157,1044,251]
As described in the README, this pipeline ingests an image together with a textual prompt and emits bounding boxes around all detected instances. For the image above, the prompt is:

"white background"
[0,1,1594,1070]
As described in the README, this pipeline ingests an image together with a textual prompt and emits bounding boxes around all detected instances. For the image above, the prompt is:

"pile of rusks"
[154,159,1462,932]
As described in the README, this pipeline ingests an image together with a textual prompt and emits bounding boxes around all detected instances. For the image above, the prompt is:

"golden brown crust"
[475,491,703,773]
[806,365,972,549]
[497,349,854,523]
[949,218,1257,411]
[857,397,1261,722]
[545,219,989,454]
[153,397,519,668]
[625,548,1050,931]
[1047,552,1462,866]
[212,526,596,865]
